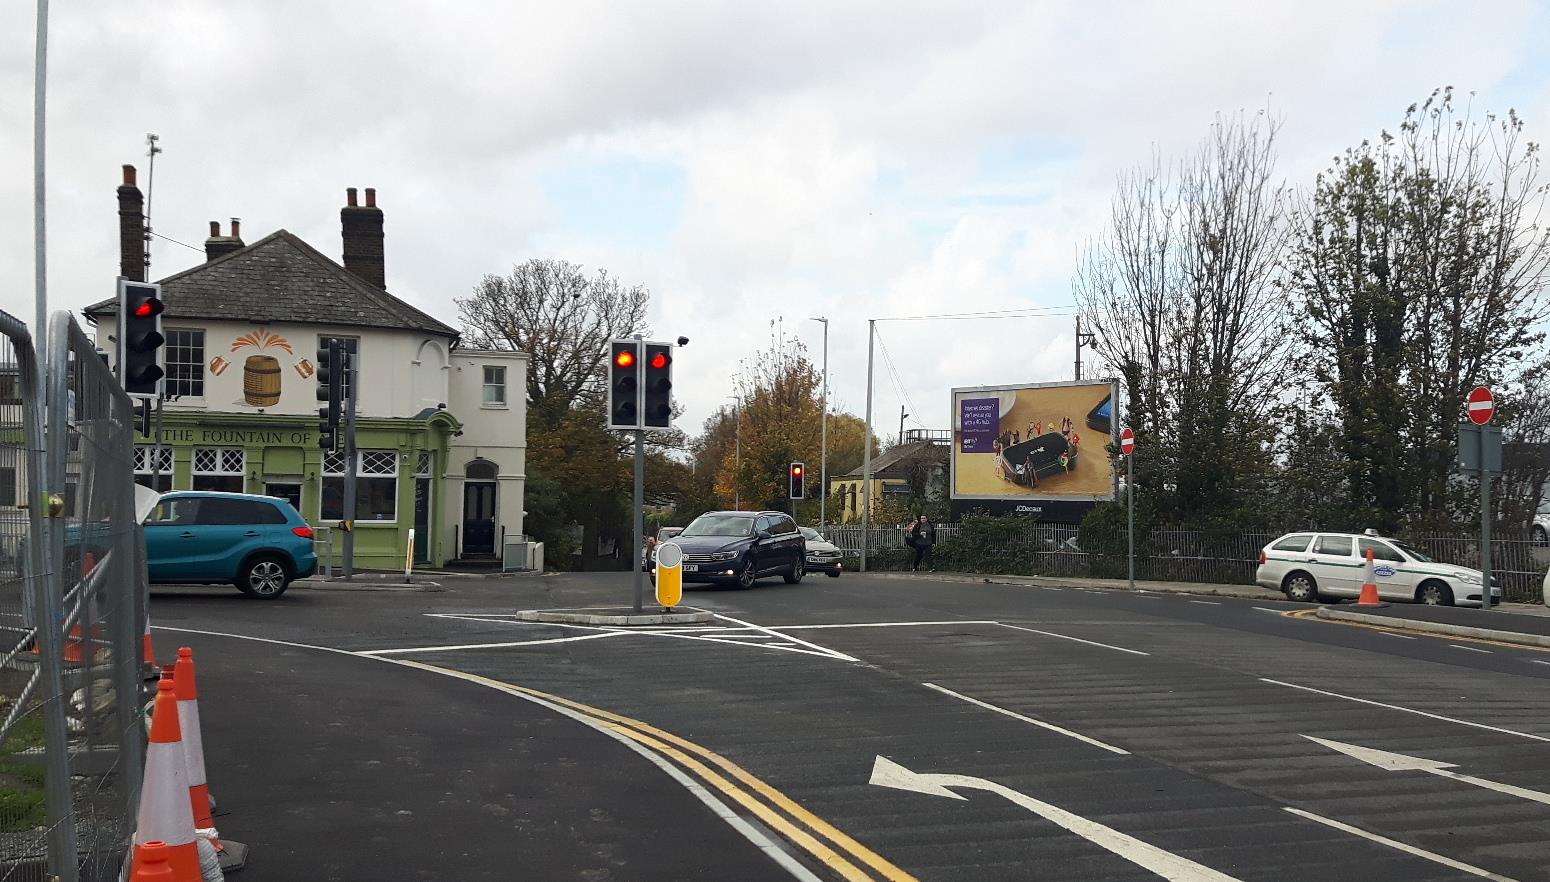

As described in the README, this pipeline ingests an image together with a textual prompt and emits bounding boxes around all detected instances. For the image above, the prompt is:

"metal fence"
[827,521,1550,602]
[0,312,146,882]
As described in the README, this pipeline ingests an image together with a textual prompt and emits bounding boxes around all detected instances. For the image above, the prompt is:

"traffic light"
[642,342,673,428]
[316,340,341,452]
[789,462,805,500]
[608,340,641,430]
[117,280,165,395]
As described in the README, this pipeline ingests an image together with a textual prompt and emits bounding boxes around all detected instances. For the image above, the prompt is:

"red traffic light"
[614,349,636,369]
[649,351,670,370]
[132,297,163,318]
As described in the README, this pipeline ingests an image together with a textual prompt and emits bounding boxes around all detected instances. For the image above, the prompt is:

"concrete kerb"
[863,570,1283,602]
[293,578,445,592]
[1316,606,1550,649]
[516,607,715,626]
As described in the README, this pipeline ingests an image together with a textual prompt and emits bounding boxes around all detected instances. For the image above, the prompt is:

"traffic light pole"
[631,430,644,613]
[342,358,357,581]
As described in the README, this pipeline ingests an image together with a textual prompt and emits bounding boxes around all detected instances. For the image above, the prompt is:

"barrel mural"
[212,329,302,407]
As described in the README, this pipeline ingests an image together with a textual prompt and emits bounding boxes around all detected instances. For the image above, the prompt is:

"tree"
[1075,110,1289,527]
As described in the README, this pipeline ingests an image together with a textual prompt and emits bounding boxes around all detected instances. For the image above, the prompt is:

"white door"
[1357,537,1412,601]
[1309,534,1359,597]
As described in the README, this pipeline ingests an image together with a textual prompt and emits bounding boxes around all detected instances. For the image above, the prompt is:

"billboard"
[950,379,1117,520]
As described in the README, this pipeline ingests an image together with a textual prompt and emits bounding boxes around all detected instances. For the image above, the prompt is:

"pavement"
[148,571,1550,881]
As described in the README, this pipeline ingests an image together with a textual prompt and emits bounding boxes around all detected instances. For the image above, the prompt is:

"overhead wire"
[873,327,925,432]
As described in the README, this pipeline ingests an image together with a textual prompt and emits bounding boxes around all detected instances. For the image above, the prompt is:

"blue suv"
[144,492,317,598]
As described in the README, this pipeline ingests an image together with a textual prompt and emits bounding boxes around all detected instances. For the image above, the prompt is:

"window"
[482,365,507,406]
[192,447,244,492]
[318,336,359,400]
[1357,538,1404,562]
[770,515,797,535]
[1271,534,1313,553]
[165,329,205,399]
[321,448,398,521]
[197,497,287,526]
[134,445,174,493]
[147,497,199,525]
[1314,535,1353,557]
[266,483,302,514]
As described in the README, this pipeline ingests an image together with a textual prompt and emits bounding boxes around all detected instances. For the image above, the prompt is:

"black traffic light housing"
[316,340,342,452]
[117,280,165,396]
[608,340,641,430]
[789,462,805,500]
[642,342,673,428]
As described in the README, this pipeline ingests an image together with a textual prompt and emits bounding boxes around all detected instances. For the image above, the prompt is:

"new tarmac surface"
[149,571,1550,881]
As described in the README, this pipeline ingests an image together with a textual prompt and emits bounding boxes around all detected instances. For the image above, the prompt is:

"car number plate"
[682,564,698,572]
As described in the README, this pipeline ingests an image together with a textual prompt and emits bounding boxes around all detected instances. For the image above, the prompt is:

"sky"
[3,1,1549,441]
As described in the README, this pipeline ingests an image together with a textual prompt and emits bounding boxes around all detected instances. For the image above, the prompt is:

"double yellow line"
[394,660,917,882]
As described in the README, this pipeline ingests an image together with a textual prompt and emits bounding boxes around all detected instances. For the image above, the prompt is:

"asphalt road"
[149,571,1550,881]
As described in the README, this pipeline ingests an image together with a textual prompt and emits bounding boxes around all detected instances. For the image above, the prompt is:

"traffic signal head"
[608,340,641,429]
[642,342,673,428]
[316,341,342,424]
[118,281,166,396]
[789,462,805,500]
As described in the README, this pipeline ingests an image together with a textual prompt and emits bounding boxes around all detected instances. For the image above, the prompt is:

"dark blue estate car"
[144,492,317,598]
[672,510,806,588]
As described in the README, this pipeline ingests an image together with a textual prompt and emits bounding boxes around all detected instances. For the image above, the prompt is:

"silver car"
[1256,531,1501,607]
[799,527,843,578]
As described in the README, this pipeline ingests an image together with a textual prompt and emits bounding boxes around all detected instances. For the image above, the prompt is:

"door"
[1309,534,1359,597]
[770,514,800,571]
[462,482,496,556]
[193,497,271,580]
[143,497,203,583]
[266,483,302,515]
[1358,537,1412,601]
[751,515,776,574]
[414,478,431,564]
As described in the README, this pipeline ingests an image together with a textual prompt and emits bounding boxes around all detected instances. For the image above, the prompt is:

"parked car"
[671,511,805,588]
[799,527,843,578]
[644,526,684,572]
[143,491,317,598]
[1256,530,1501,607]
[1533,509,1549,547]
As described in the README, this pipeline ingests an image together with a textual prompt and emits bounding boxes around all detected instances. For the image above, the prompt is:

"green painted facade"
[135,409,461,570]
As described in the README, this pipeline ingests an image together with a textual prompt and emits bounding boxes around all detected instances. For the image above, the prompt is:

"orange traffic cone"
[174,648,215,834]
[131,840,177,881]
[129,677,202,882]
[1358,549,1384,606]
[144,617,158,667]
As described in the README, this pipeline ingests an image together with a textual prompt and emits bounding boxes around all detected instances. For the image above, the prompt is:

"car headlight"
[709,551,739,561]
[1456,571,1481,584]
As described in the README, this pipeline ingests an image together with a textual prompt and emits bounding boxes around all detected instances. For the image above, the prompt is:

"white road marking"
[423,612,853,660]
[770,620,1000,631]
[870,757,1241,881]
[922,683,1128,755]
[711,612,859,662]
[152,625,827,882]
[1252,607,1281,613]
[1450,644,1493,654]
[1530,659,1550,667]
[999,624,1150,656]
[358,632,631,655]
[1378,631,1417,640]
[1261,678,1550,743]
[1188,600,1220,606]
[1306,735,1550,807]
[1284,808,1517,881]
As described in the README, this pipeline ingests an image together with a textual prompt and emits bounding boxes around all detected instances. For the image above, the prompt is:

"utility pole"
[632,430,644,612]
[733,397,741,510]
[342,352,358,580]
[898,406,909,447]
[861,319,875,573]
[1074,314,1098,381]
[811,316,829,531]
[33,0,48,366]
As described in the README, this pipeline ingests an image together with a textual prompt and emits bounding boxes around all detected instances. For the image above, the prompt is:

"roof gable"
[85,230,457,338]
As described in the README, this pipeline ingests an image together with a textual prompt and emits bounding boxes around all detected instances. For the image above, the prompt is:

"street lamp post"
[810,316,828,531]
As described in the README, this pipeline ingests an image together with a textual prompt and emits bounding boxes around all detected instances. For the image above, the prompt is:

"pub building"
[86,167,527,570]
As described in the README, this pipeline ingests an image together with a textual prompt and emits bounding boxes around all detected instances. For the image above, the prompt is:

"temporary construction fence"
[0,310,148,882]
[827,521,1550,603]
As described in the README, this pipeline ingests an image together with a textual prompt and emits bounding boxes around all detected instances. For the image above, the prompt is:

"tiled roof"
[84,230,458,338]
[841,440,949,479]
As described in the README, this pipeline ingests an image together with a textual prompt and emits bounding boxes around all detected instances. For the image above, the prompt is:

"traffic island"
[515,607,714,626]
[1316,605,1550,649]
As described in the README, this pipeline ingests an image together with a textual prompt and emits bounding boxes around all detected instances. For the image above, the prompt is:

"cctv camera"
[677,336,689,347]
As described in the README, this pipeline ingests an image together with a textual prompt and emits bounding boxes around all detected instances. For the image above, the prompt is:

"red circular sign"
[1119,427,1135,455]
[1466,385,1495,426]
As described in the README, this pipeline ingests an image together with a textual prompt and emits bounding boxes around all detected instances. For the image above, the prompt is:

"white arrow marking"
[1305,736,1550,806]
[868,756,1242,881]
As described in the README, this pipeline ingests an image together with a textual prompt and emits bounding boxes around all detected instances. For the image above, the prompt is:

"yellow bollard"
[655,541,684,609]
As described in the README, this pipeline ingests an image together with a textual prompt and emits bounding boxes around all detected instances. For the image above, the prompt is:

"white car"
[1533,510,1549,547]
[1256,531,1502,607]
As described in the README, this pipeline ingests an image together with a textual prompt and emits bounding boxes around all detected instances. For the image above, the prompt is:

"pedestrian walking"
[905,515,936,571]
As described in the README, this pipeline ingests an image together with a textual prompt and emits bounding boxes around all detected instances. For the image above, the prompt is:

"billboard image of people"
[951,380,1117,518]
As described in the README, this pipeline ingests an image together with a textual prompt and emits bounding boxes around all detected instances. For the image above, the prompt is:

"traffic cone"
[144,617,158,667]
[131,841,177,881]
[129,678,202,882]
[1358,549,1384,606]
[174,648,215,833]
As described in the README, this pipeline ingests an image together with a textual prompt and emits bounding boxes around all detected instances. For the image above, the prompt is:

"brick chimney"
[204,218,245,261]
[117,165,146,282]
[340,187,385,290]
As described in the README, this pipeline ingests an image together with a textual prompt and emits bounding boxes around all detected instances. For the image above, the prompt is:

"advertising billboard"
[950,379,1117,520]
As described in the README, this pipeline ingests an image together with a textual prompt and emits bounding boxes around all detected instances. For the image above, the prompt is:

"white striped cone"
[143,618,157,667]
[131,679,201,882]
[174,648,216,837]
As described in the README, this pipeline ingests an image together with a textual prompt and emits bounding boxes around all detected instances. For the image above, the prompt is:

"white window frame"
[481,365,507,407]
[191,446,245,492]
[321,447,399,523]
[164,328,206,400]
[133,445,173,476]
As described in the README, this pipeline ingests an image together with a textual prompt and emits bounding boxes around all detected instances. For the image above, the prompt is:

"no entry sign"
[1120,427,1135,456]
[1466,386,1495,426]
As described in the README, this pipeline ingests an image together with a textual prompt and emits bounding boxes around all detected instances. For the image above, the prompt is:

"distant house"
[86,167,526,569]
[830,433,948,523]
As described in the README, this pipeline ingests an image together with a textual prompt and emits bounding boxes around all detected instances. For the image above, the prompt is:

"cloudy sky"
[2,1,1548,438]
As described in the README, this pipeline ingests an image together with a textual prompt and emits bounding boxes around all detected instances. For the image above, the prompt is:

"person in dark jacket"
[905,515,936,570]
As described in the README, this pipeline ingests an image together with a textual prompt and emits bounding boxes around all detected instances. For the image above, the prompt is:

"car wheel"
[784,559,805,584]
[237,555,291,599]
[1282,571,1319,603]
[737,561,757,590]
[1416,580,1453,606]
[1534,525,1548,548]
[826,569,841,578]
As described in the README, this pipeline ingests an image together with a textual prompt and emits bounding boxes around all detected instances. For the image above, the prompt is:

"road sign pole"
[1126,439,1134,593]
[1480,432,1492,611]
[342,356,357,581]
[632,430,644,613]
